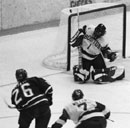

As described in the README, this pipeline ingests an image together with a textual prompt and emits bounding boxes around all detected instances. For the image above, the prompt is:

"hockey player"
[71,23,125,83]
[51,89,110,128]
[11,69,53,128]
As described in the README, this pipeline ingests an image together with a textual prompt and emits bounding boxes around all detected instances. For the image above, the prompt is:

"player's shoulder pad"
[27,76,37,81]
[27,77,43,84]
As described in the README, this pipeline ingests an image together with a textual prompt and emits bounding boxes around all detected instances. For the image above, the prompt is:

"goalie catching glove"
[107,51,117,62]
[101,45,117,62]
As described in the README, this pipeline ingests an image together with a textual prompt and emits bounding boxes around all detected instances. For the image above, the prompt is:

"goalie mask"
[15,69,27,83]
[72,89,84,101]
[93,23,106,39]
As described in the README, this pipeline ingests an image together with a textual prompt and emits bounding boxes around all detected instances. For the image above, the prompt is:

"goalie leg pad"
[73,65,90,83]
[74,73,86,82]
[92,66,125,84]
[111,66,125,80]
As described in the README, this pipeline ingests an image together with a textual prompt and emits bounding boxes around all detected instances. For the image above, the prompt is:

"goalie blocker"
[73,65,125,84]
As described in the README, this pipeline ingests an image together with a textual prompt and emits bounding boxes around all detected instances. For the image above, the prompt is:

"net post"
[67,15,72,71]
[122,4,126,58]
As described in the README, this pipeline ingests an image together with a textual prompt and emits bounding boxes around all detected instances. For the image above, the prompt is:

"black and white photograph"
[0,0,130,128]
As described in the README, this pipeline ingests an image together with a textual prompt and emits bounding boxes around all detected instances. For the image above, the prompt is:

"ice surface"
[0,11,130,128]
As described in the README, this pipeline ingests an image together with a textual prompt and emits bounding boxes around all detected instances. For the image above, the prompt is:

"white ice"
[0,11,130,128]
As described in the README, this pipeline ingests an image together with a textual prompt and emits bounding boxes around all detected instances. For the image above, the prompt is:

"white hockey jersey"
[53,98,110,127]
[64,98,98,124]
[81,25,108,60]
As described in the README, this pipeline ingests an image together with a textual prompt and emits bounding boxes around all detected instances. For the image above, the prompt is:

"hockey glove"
[78,25,86,34]
[107,52,117,62]
[101,45,117,62]
[82,25,87,34]
[105,111,111,119]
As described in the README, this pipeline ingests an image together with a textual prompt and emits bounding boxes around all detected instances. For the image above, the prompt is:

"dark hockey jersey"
[11,77,53,110]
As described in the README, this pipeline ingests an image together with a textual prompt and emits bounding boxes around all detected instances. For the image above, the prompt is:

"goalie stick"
[70,8,89,83]
[70,8,83,69]
[76,7,83,69]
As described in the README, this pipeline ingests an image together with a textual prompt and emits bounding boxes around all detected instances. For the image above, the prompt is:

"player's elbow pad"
[102,107,111,119]
[49,100,53,106]
[71,35,83,47]
[47,97,53,106]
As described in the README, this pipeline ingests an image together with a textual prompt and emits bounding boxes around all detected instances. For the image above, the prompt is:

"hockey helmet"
[72,89,84,101]
[93,23,106,39]
[15,69,27,82]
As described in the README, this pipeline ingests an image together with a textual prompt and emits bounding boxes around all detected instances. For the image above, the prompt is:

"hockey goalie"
[71,23,125,84]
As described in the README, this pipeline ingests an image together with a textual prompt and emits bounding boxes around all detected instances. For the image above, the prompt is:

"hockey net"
[43,3,126,71]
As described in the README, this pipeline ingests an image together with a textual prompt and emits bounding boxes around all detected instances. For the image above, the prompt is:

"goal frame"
[67,3,126,71]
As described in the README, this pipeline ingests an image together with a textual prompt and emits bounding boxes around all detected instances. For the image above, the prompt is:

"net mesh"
[43,3,125,70]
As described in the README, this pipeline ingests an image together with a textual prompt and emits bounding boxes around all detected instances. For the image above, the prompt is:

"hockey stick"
[108,118,115,122]
[76,7,83,69]
[70,7,82,69]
